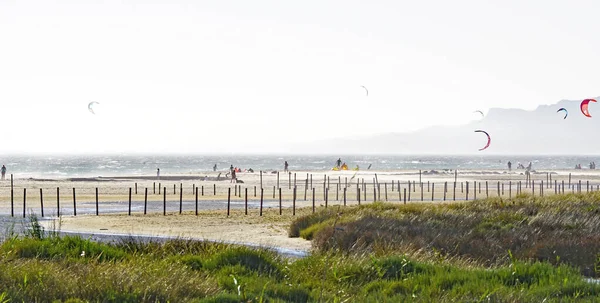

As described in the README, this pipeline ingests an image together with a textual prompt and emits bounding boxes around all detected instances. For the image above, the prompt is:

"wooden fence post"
[293,186,296,216]
[260,188,264,216]
[163,187,166,216]
[344,188,347,206]
[196,187,199,216]
[305,177,308,201]
[72,188,76,216]
[144,188,148,215]
[179,184,183,214]
[57,187,60,217]
[374,185,377,202]
[403,188,407,204]
[497,182,500,197]
[431,183,435,201]
[227,187,231,217]
[22,188,26,218]
[40,188,44,217]
[10,174,13,217]
[245,187,249,216]
[128,187,132,216]
[326,188,329,208]
[94,187,99,216]
[278,188,282,215]
[385,183,388,201]
[453,182,456,201]
[486,181,489,198]
[443,182,447,201]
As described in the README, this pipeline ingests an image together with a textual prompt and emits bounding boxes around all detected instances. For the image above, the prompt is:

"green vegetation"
[1,193,600,302]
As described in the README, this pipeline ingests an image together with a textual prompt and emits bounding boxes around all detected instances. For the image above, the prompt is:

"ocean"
[0,155,595,178]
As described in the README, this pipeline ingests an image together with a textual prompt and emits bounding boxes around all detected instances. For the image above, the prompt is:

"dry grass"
[291,192,600,277]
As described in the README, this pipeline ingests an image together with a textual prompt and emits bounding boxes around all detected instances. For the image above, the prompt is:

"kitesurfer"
[336,158,342,168]
[1,165,6,180]
[157,168,160,180]
[284,161,289,172]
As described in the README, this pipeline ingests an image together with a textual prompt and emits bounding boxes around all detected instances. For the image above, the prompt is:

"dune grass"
[290,192,600,277]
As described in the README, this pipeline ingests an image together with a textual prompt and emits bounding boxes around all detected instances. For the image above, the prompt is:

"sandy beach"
[3,168,600,251]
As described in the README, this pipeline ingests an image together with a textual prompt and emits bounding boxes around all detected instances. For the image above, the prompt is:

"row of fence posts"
[7,172,600,218]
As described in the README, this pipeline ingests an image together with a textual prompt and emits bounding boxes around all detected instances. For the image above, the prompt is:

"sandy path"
[38,207,314,253]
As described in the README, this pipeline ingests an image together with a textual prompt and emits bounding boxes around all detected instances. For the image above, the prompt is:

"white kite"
[361,86,369,96]
[88,101,100,114]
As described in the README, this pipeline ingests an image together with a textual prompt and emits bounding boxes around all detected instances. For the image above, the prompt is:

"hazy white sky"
[1,0,599,154]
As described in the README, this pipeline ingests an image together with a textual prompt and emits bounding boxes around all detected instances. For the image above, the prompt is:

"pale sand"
[39,207,314,252]
[4,168,600,251]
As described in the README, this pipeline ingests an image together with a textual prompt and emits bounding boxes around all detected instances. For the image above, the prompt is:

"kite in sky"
[361,86,368,96]
[580,99,596,118]
[474,130,491,151]
[557,107,568,119]
[88,101,100,115]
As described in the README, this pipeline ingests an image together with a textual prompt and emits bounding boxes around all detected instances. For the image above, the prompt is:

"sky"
[0,0,599,154]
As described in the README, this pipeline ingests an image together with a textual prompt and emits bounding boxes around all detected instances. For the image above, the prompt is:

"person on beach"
[231,169,237,183]
[1,165,6,180]
[336,158,342,168]
[213,164,217,172]
[507,161,512,171]
[156,168,160,180]
[284,161,289,172]
[230,164,234,173]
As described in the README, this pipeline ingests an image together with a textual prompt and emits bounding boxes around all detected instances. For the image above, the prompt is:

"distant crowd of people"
[507,161,532,171]
[575,162,596,170]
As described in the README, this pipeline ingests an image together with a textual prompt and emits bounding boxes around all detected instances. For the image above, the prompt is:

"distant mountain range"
[293,98,600,155]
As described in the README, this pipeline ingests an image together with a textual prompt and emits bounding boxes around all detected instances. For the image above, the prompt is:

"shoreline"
[14,167,600,182]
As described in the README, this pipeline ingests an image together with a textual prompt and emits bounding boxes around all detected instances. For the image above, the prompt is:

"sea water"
[0,155,595,178]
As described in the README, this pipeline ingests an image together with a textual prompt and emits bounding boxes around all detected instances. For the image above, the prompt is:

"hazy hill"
[294,98,600,155]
